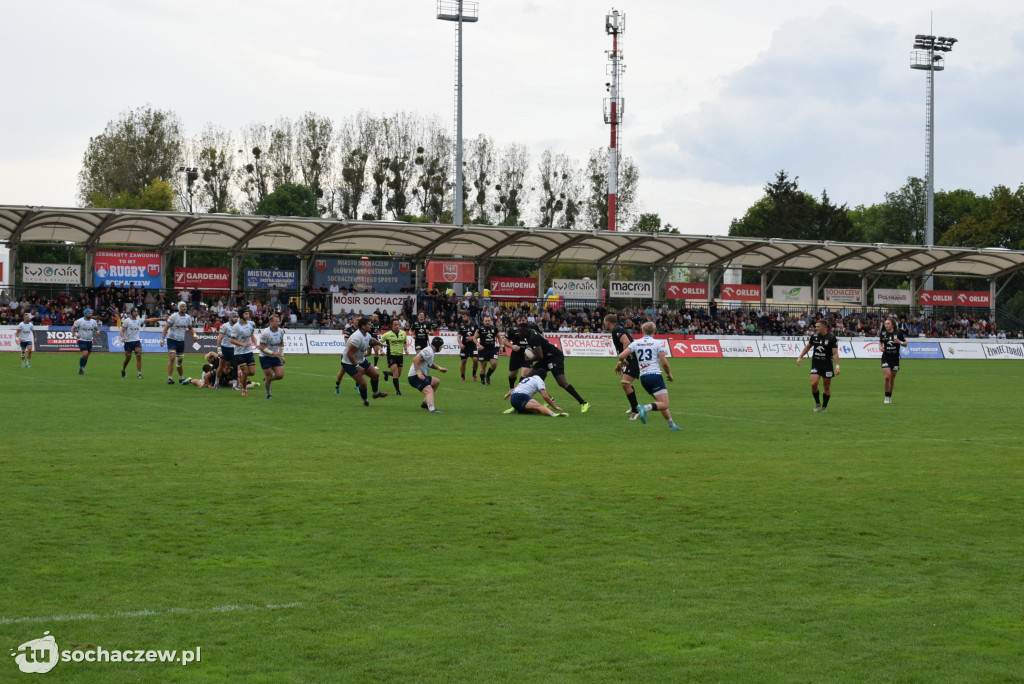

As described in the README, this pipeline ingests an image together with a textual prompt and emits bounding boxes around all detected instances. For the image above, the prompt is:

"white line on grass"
[0,602,304,625]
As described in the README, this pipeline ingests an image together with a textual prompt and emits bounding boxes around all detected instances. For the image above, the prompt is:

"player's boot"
[185,377,192,384]
[421,401,428,409]
[629,412,640,421]
[335,384,340,395]
[636,405,647,424]
[821,407,828,413]
[121,369,126,378]
[429,409,444,414]
[138,373,143,379]
[669,425,682,431]
[884,397,891,404]
[78,368,84,376]
[372,392,388,399]
[580,402,591,413]
[167,377,174,384]
[813,404,821,412]
[502,407,516,414]
[481,376,486,386]
[241,389,248,397]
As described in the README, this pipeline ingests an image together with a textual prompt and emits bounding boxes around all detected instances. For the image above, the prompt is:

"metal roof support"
[758,243,822,270]
[652,238,714,268]
[158,217,199,252]
[84,212,122,250]
[990,278,997,323]
[759,271,768,308]
[597,235,653,265]
[909,275,917,317]
[476,230,528,259]
[863,247,929,273]
[910,250,981,277]
[813,245,876,271]
[708,242,764,269]
[232,219,274,253]
[412,228,465,260]
[995,273,1019,297]
[540,233,595,262]
[6,207,40,245]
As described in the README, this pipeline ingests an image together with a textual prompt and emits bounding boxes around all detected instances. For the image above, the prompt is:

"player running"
[369,313,382,371]
[474,314,500,385]
[17,312,35,368]
[342,316,388,407]
[501,314,541,389]
[411,311,433,351]
[605,314,641,419]
[230,309,258,397]
[160,302,196,385]
[457,311,478,382]
[880,317,907,404]
[408,335,447,413]
[71,308,100,375]
[617,322,681,430]
[119,309,161,378]
[518,322,590,412]
[503,369,567,417]
[797,319,841,413]
[215,311,239,388]
[380,319,408,395]
[258,314,286,399]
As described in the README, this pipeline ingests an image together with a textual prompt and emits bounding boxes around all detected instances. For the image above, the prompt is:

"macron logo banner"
[609,280,653,298]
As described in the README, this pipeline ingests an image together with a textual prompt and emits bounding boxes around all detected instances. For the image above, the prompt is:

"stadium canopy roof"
[3,205,1024,279]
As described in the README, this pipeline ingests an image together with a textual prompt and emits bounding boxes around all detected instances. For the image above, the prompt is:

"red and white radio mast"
[604,9,625,231]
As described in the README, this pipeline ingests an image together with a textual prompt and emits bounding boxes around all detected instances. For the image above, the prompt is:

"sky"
[2,0,1024,235]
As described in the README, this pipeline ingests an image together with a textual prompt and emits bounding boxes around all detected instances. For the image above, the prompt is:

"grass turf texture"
[1,352,1022,682]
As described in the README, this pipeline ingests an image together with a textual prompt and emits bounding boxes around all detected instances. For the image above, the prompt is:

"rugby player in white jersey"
[617,322,681,431]
[407,335,447,413]
[17,312,35,368]
[342,316,387,407]
[160,302,196,385]
[215,311,239,388]
[258,315,286,399]
[119,309,161,378]
[229,309,258,397]
[502,368,567,417]
[71,308,101,375]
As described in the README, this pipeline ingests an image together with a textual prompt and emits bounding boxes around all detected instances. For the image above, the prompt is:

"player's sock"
[812,390,820,405]
[486,368,494,378]
[393,377,400,392]
[427,402,436,411]
[885,391,892,398]
[564,384,586,405]
[822,393,831,409]
[79,357,86,369]
[626,392,639,413]
[509,376,516,389]
[371,377,379,393]
[645,403,657,412]
[358,385,368,402]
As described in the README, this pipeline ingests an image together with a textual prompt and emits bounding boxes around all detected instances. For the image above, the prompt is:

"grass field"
[2,351,1023,682]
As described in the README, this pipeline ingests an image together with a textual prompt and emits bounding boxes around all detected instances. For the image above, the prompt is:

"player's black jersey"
[808,333,838,363]
[477,324,498,349]
[343,324,357,337]
[457,323,477,346]
[526,330,562,359]
[504,323,540,348]
[412,320,432,345]
[880,329,905,356]
[369,323,381,339]
[610,324,634,353]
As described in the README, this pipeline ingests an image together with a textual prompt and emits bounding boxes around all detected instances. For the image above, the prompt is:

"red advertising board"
[93,250,162,288]
[663,338,723,358]
[426,260,476,284]
[720,284,761,302]
[918,290,954,306]
[956,291,991,307]
[665,282,708,299]
[489,277,538,299]
[174,268,231,291]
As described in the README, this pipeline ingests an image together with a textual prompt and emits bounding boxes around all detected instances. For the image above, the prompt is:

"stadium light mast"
[910,30,957,290]
[437,0,478,227]
[604,9,625,231]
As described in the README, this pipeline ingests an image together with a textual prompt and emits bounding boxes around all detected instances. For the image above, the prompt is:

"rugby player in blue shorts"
[407,335,447,413]
[160,302,196,385]
[617,321,681,431]
[71,308,100,375]
[258,314,286,399]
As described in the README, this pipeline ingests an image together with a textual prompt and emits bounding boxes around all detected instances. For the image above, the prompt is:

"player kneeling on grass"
[408,336,447,413]
[258,315,286,399]
[617,321,681,431]
[503,368,567,417]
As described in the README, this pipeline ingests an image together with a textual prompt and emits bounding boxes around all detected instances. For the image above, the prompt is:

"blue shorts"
[259,356,282,369]
[166,338,185,353]
[510,392,532,412]
[341,359,371,378]
[78,341,93,352]
[640,373,668,397]
[235,352,255,366]
[220,346,234,360]
[124,340,141,352]
[407,374,432,391]
[20,341,31,350]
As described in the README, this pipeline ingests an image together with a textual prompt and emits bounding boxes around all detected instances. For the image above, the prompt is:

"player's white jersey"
[511,375,546,398]
[165,312,193,341]
[409,346,436,377]
[232,321,256,354]
[218,321,234,348]
[627,335,664,376]
[346,330,371,364]
[16,321,34,342]
[72,317,99,341]
[120,316,145,342]
[259,327,284,357]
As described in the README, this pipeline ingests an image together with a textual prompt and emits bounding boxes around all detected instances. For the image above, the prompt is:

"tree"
[296,112,335,206]
[195,125,235,213]
[878,177,926,244]
[729,170,857,242]
[633,213,678,234]
[334,112,373,220]
[89,178,176,212]
[413,119,452,223]
[238,123,272,212]
[940,184,1024,250]
[536,150,583,229]
[493,143,530,226]
[78,105,184,206]
[255,183,319,218]
[464,134,496,224]
[582,148,639,231]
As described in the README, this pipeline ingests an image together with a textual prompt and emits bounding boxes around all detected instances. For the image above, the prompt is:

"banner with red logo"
[558,333,615,357]
[720,284,761,302]
[93,251,162,288]
[665,282,708,300]
[664,338,723,358]
[174,268,231,291]
[956,291,991,307]
[918,290,954,306]
[426,260,476,284]
[489,277,537,299]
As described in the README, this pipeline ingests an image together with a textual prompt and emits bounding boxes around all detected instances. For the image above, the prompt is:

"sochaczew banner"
[559,333,616,357]
[823,288,862,304]
[331,293,417,316]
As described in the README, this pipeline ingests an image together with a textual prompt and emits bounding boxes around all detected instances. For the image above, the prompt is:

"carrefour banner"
[94,251,162,288]
[245,269,298,289]
[772,285,812,303]
[314,257,411,290]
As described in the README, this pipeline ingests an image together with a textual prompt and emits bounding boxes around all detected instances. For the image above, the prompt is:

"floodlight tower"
[437,0,478,227]
[604,9,625,231]
[910,31,957,289]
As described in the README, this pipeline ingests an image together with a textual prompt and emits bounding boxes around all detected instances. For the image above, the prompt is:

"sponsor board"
[245,269,299,290]
[720,284,761,302]
[609,280,653,299]
[331,293,417,316]
[757,339,804,358]
[718,340,761,358]
[425,260,475,285]
[983,342,1024,360]
[174,268,231,291]
[106,331,166,354]
[874,288,910,305]
[313,257,412,290]
[94,251,162,288]
[664,282,708,300]
[772,285,812,303]
[22,263,82,285]
[0,328,20,352]
[305,334,348,355]
[956,291,991,307]
[34,328,108,353]
[489,277,538,299]
[823,287,862,304]
[851,339,884,359]
[942,342,986,360]
[902,341,944,359]
[283,333,308,355]
[559,333,615,357]
[918,290,954,306]
[666,338,722,358]
[551,279,599,299]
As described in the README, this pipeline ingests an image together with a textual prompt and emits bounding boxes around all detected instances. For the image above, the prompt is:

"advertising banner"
[665,339,722,358]
[331,293,417,316]
[106,331,168,354]
[983,342,1024,360]
[956,291,991,307]
[609,281,653,298]
[757,339,805,358]
[552,279,599,299]
[902,341,944,359]
[720,284,761,302]
[664,282,708,300]
[772,285,812,303]
[851,338,884,359]
[718,340,761,358]
[874,288,910,305]
[245,269,299,290]
[489,277,537,299]
[174,268,231,291]
[22,263,82,285]
[823,287,862,304]
[918,290,954,306]
[306,334,348,355]
[941,342,986,360]
[558,333,615,357]
[0,327,20,352]
[93,251,162,288]
[34,328,108,352]
[314,257,412,290]
[425,260,475,285]
[283,333,308,355]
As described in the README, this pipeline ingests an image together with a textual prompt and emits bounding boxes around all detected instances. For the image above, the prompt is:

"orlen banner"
[956,291,991,307]
[93,251,161,288]
[665,282,707,300]
[823,288,862,304]
[22,263,82,285]
[918,290,954,306]
[665,339,722,358]
[720,284,761,302]
[314,257,412,290]
[609,280,653,298]
[331,293,417,316]
[425,260,475,284]
[552,279,599,299]
[772,285,812,303]
[559,333,615,357]
[874,288,910,305]
[174,268,231,291]
[489,277,537,299]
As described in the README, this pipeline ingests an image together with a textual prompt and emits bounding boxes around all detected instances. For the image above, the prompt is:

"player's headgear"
[178,301,188,309]
[430,336,444,349]
[230,310,239,318]
[83,308,92,315]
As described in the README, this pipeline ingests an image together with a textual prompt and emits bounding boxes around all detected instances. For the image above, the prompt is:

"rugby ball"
[523,347,537,362]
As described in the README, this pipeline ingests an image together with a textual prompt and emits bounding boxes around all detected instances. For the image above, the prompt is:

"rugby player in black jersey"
[518,322,590,412]
[501,314,541,389]
[797,319,841,413]
[457,311,479,382]
[411,311,433,351]
[605,313,641,419]
[879,317,907,404]
[474,314,500,385]
[369,313,382,371]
